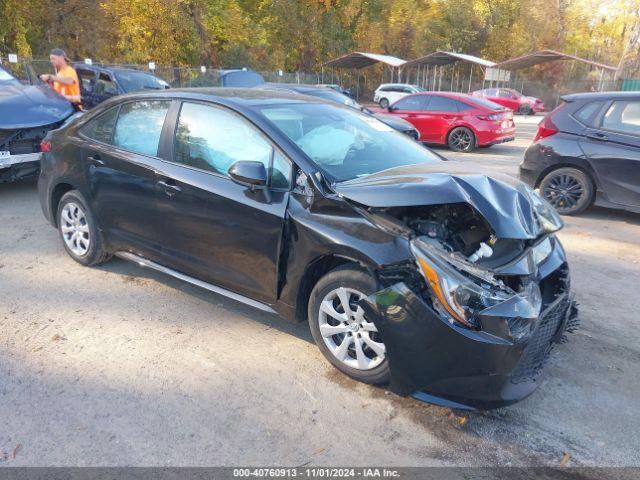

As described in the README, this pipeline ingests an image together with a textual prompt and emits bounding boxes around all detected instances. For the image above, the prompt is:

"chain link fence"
[0,56,628,109]
[0,58,321,88]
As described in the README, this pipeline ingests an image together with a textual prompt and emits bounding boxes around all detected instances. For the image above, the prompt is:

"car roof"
[561,91,640,102]
[413,91,472,100]
[262,83,333,93]
[102,87,328,108]
[73,64,157,76]
[378,83,416,88]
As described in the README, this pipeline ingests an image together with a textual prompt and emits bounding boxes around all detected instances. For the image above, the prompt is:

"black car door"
[80,100,172,261]
[93,72,120,106]
[75,67,98,108]
[581,99,640,207]
[155,101,292,304]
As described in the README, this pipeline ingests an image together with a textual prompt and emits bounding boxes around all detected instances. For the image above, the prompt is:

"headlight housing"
[411,238,542,331]
[525,186,563,233]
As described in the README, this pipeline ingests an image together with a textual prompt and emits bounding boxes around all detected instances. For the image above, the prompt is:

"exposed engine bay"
[370,203,531,269]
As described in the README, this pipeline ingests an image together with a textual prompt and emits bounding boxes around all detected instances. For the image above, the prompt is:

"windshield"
[259,103,441,182]
[0,66,21,86]
[114,71,169,93]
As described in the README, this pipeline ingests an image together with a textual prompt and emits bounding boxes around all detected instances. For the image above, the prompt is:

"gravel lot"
[1,116,639,467]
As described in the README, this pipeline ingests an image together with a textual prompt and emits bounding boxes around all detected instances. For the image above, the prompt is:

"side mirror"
[228,161,268,189]
[387,105,396,112]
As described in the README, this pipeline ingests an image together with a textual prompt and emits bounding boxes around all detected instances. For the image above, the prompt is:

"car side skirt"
[115,251,278,314]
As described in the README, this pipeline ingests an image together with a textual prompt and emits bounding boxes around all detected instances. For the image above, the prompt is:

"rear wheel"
[57,190,111,266]
[519,104,532,115]
[378,97,389,109]
[447,126,476,152]
[539,167,594,215]
[308,266,389,385]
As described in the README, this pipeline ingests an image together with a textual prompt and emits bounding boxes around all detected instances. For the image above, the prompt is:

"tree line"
[1,0,639,78]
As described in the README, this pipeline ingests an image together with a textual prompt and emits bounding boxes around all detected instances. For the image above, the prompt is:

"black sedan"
[38,88,578,409]
[73,64,170,109]
[520,92,640,215]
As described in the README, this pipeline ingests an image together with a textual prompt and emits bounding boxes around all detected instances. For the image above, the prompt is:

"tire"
[56,190,111,266]
[519,104,532,115]
[447,126,476,152]
[378,97,389,109]
[539,167,594,215]
[308,265,390,385]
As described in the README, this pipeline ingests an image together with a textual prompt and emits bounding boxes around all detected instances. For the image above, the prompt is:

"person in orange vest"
[39,48,82,110]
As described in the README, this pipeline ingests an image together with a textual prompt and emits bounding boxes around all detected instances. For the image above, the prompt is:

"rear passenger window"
[425,96,459,112]
[113,101,170,156]
[602,101,640,135]
[81,106,118,144]
[574,101,604,125]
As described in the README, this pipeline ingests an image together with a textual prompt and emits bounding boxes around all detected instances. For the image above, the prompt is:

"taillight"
[533,116,559,142]
[477,113,503,121]
[40,140,52,152]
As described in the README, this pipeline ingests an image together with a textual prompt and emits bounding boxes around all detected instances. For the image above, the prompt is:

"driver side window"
[174,102,292,188]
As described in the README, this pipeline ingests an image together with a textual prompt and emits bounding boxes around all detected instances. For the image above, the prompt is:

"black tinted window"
[425,96,459,112]
[81,107,119,144]
[393,95,427,110]
[574,101,604,125]
[602,101,640,135]
[113,101,170,156]
[174,102,291,188]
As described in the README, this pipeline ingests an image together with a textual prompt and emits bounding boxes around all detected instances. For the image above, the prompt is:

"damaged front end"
[353,185,579,410]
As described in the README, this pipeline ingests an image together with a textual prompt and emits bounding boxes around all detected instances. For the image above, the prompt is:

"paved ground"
[1,116,639,467]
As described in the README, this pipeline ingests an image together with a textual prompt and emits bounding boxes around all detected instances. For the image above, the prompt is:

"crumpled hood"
[0,84,73,129]
[333,162,543,239]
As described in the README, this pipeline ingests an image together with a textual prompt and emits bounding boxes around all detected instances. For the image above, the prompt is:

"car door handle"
[87,155,105,166]
[586,132,608,141]
[158,179,181,196]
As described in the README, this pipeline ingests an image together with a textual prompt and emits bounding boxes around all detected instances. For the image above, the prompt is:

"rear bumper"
[476,125,516,147]
[0,153,41,183]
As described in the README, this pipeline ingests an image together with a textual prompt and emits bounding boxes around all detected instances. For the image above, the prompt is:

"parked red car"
[472,88,545,115]
[381,92,515,152]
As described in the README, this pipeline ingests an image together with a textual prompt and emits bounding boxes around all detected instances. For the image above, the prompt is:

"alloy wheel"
[449,128,473,151]
[318,287,386,370]
[542,173,585,210]
[60,202,91,257]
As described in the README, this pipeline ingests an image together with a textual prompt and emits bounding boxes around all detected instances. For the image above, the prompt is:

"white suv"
[374,84,424,108]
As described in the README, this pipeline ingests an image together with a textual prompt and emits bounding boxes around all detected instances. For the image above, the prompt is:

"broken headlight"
[411,238,542,330]
[526,186,563,233]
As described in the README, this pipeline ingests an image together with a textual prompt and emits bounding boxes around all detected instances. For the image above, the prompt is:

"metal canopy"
[323,52,406,69]
[493,49,617,72]
[404,51,495,68]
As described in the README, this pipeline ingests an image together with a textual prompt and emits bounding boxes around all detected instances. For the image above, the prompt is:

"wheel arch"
[294,253,375,322]
[50,182,78,227]
[534,161,598,191]
[446,124,477,147]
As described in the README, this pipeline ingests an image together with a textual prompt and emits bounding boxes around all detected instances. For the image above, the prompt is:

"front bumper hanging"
[361,282,578,411]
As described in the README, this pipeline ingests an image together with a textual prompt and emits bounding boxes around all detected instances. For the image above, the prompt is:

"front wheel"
[378,97,389,109]
[539,167,594,215]
[57,190,111,266]
[518,104,532,115]
[308,266,390,385]
[447,126,476,152]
